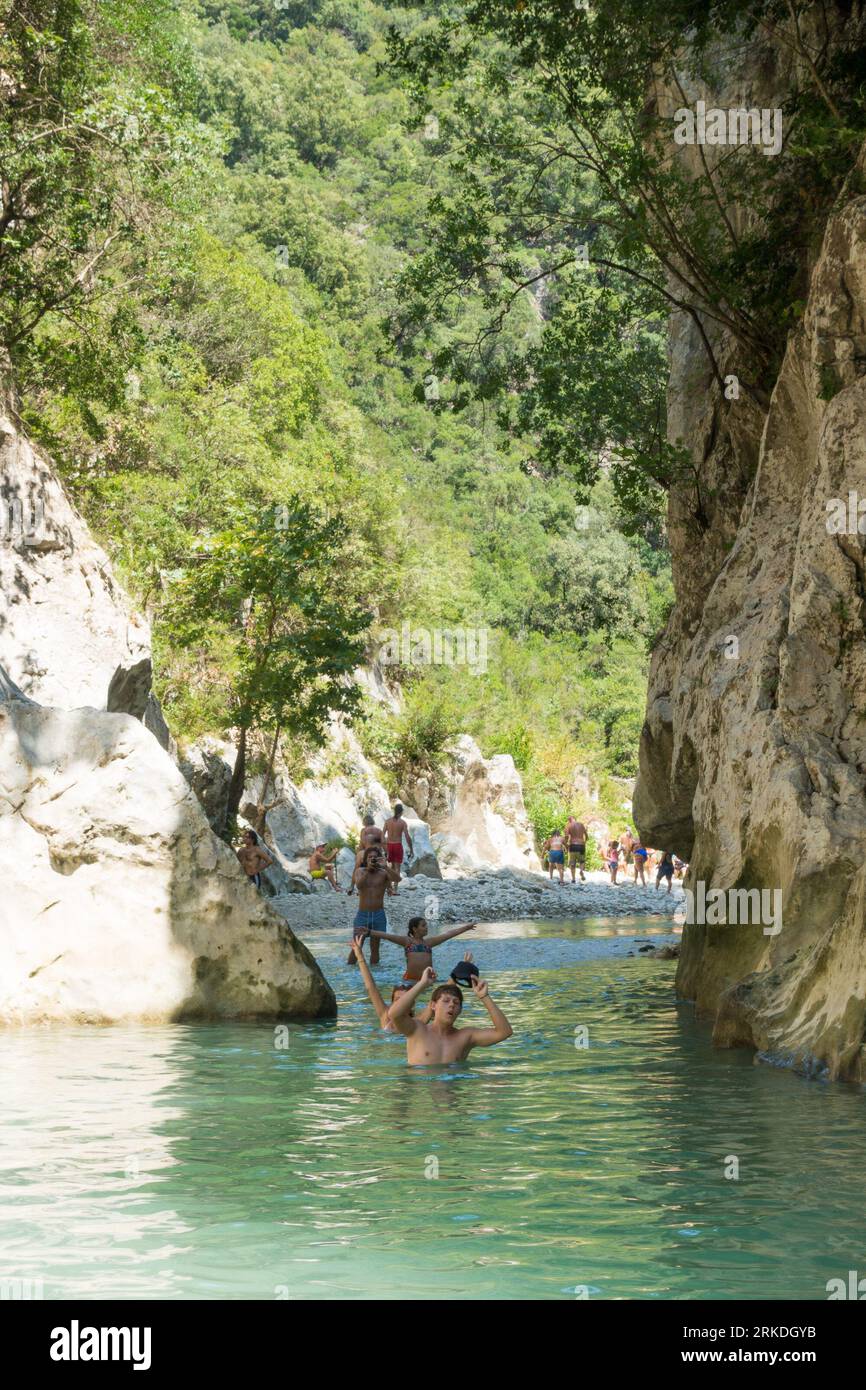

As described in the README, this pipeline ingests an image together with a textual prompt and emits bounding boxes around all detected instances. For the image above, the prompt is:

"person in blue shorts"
[544,828,566,884]
[346,844,399,965]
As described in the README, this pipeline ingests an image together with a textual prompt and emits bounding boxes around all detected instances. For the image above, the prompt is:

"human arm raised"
[388,967,435,1036]
[463,978,513,1049]
[350,937,388,1028]
[425,921,477,949]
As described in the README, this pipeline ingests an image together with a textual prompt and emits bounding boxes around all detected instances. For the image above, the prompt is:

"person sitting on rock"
[347,844,400,965]
[389,966,513,1066]
[365,915,477,984]
[309,843,341,892]
[347,815,384,896]
[236,829,274,890]
[350,934,432,1031]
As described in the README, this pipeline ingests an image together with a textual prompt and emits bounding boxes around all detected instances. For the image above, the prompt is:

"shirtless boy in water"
[346,845,399,965]
[389,966,513,1066]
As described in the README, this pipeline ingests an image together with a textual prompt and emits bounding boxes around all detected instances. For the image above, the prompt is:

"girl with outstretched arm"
[366,916,476,984]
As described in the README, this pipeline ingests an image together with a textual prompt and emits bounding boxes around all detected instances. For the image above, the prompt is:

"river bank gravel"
[272,866,685,936]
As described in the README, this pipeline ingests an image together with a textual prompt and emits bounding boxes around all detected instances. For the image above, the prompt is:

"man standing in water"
[383,803,413,893]
[565,814,587,883]
[346,844,399,965]
[236,829,274,890]
[389,966,513,1064]
[347,815,383,896]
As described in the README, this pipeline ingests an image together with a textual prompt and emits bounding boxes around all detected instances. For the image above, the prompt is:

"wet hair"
[394,803,403,816]
[363,814,374,827]
[361,845,382,867]
[245,829,259,844]
[431,983,463,1007]
[407,917,426,939]
[390,984,414,1017]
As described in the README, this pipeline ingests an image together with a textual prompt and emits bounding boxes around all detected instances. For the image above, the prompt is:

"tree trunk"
[226,724,248,833]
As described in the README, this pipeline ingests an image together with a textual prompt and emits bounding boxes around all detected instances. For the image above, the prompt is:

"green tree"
[166,501,370,831]
[0,0,200,392]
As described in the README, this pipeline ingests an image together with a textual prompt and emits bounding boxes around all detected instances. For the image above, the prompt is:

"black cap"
[450,960,479,987]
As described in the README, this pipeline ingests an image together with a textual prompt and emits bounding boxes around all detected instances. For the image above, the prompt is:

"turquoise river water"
[1,915,864,1301]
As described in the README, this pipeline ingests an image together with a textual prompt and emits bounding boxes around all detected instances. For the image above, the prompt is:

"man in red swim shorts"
[383,802,414,894]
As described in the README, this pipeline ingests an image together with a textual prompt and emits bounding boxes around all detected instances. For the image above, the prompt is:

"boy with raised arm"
[389,966,513,1066]
[350,935,432,1031]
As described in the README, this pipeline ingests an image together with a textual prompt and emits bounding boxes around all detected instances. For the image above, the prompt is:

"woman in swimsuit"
[633,838,649,886]
[545,830,566,884]
[366,915,476,982]
[607,840,621,885]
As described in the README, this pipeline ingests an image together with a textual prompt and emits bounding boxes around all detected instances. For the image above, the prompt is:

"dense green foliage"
[1,0,690,846]
[385,0,866,520]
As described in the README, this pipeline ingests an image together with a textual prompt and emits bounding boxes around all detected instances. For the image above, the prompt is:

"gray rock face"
[411,735,541,874]
[0,414,151,710]
[635,62,866,1078]
[0,680,335,1023]
[180,737,235,835]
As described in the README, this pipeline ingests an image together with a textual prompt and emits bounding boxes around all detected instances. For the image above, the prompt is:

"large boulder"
[239,723,443,883]
[0,414,151,710]
[418,736,541,874]
[0,685,335,1023]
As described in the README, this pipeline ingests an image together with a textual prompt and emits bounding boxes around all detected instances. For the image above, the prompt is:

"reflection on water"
[1,917,864,1300]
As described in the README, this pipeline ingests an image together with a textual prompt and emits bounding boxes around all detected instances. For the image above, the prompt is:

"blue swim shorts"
[353,909,388,936]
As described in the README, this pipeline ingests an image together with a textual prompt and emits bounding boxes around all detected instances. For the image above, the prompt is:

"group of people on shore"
[542,820,686,893]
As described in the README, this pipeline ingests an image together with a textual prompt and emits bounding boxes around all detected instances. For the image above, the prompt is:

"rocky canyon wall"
[634,15,866,1080]
[0,416,335,1023]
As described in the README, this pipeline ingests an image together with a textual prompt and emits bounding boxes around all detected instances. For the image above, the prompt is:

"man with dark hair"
[383,803,413,892]
[236,829,274,890]
[348,815,383,896]
[389,966,513,1065]
[346,844,399,965]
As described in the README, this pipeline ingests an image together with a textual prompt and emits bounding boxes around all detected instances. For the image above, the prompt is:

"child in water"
[365,916,476,983]
[350,935,432,1031]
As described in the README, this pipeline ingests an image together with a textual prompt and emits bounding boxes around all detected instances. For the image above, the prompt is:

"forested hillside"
[2,0,673,838]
